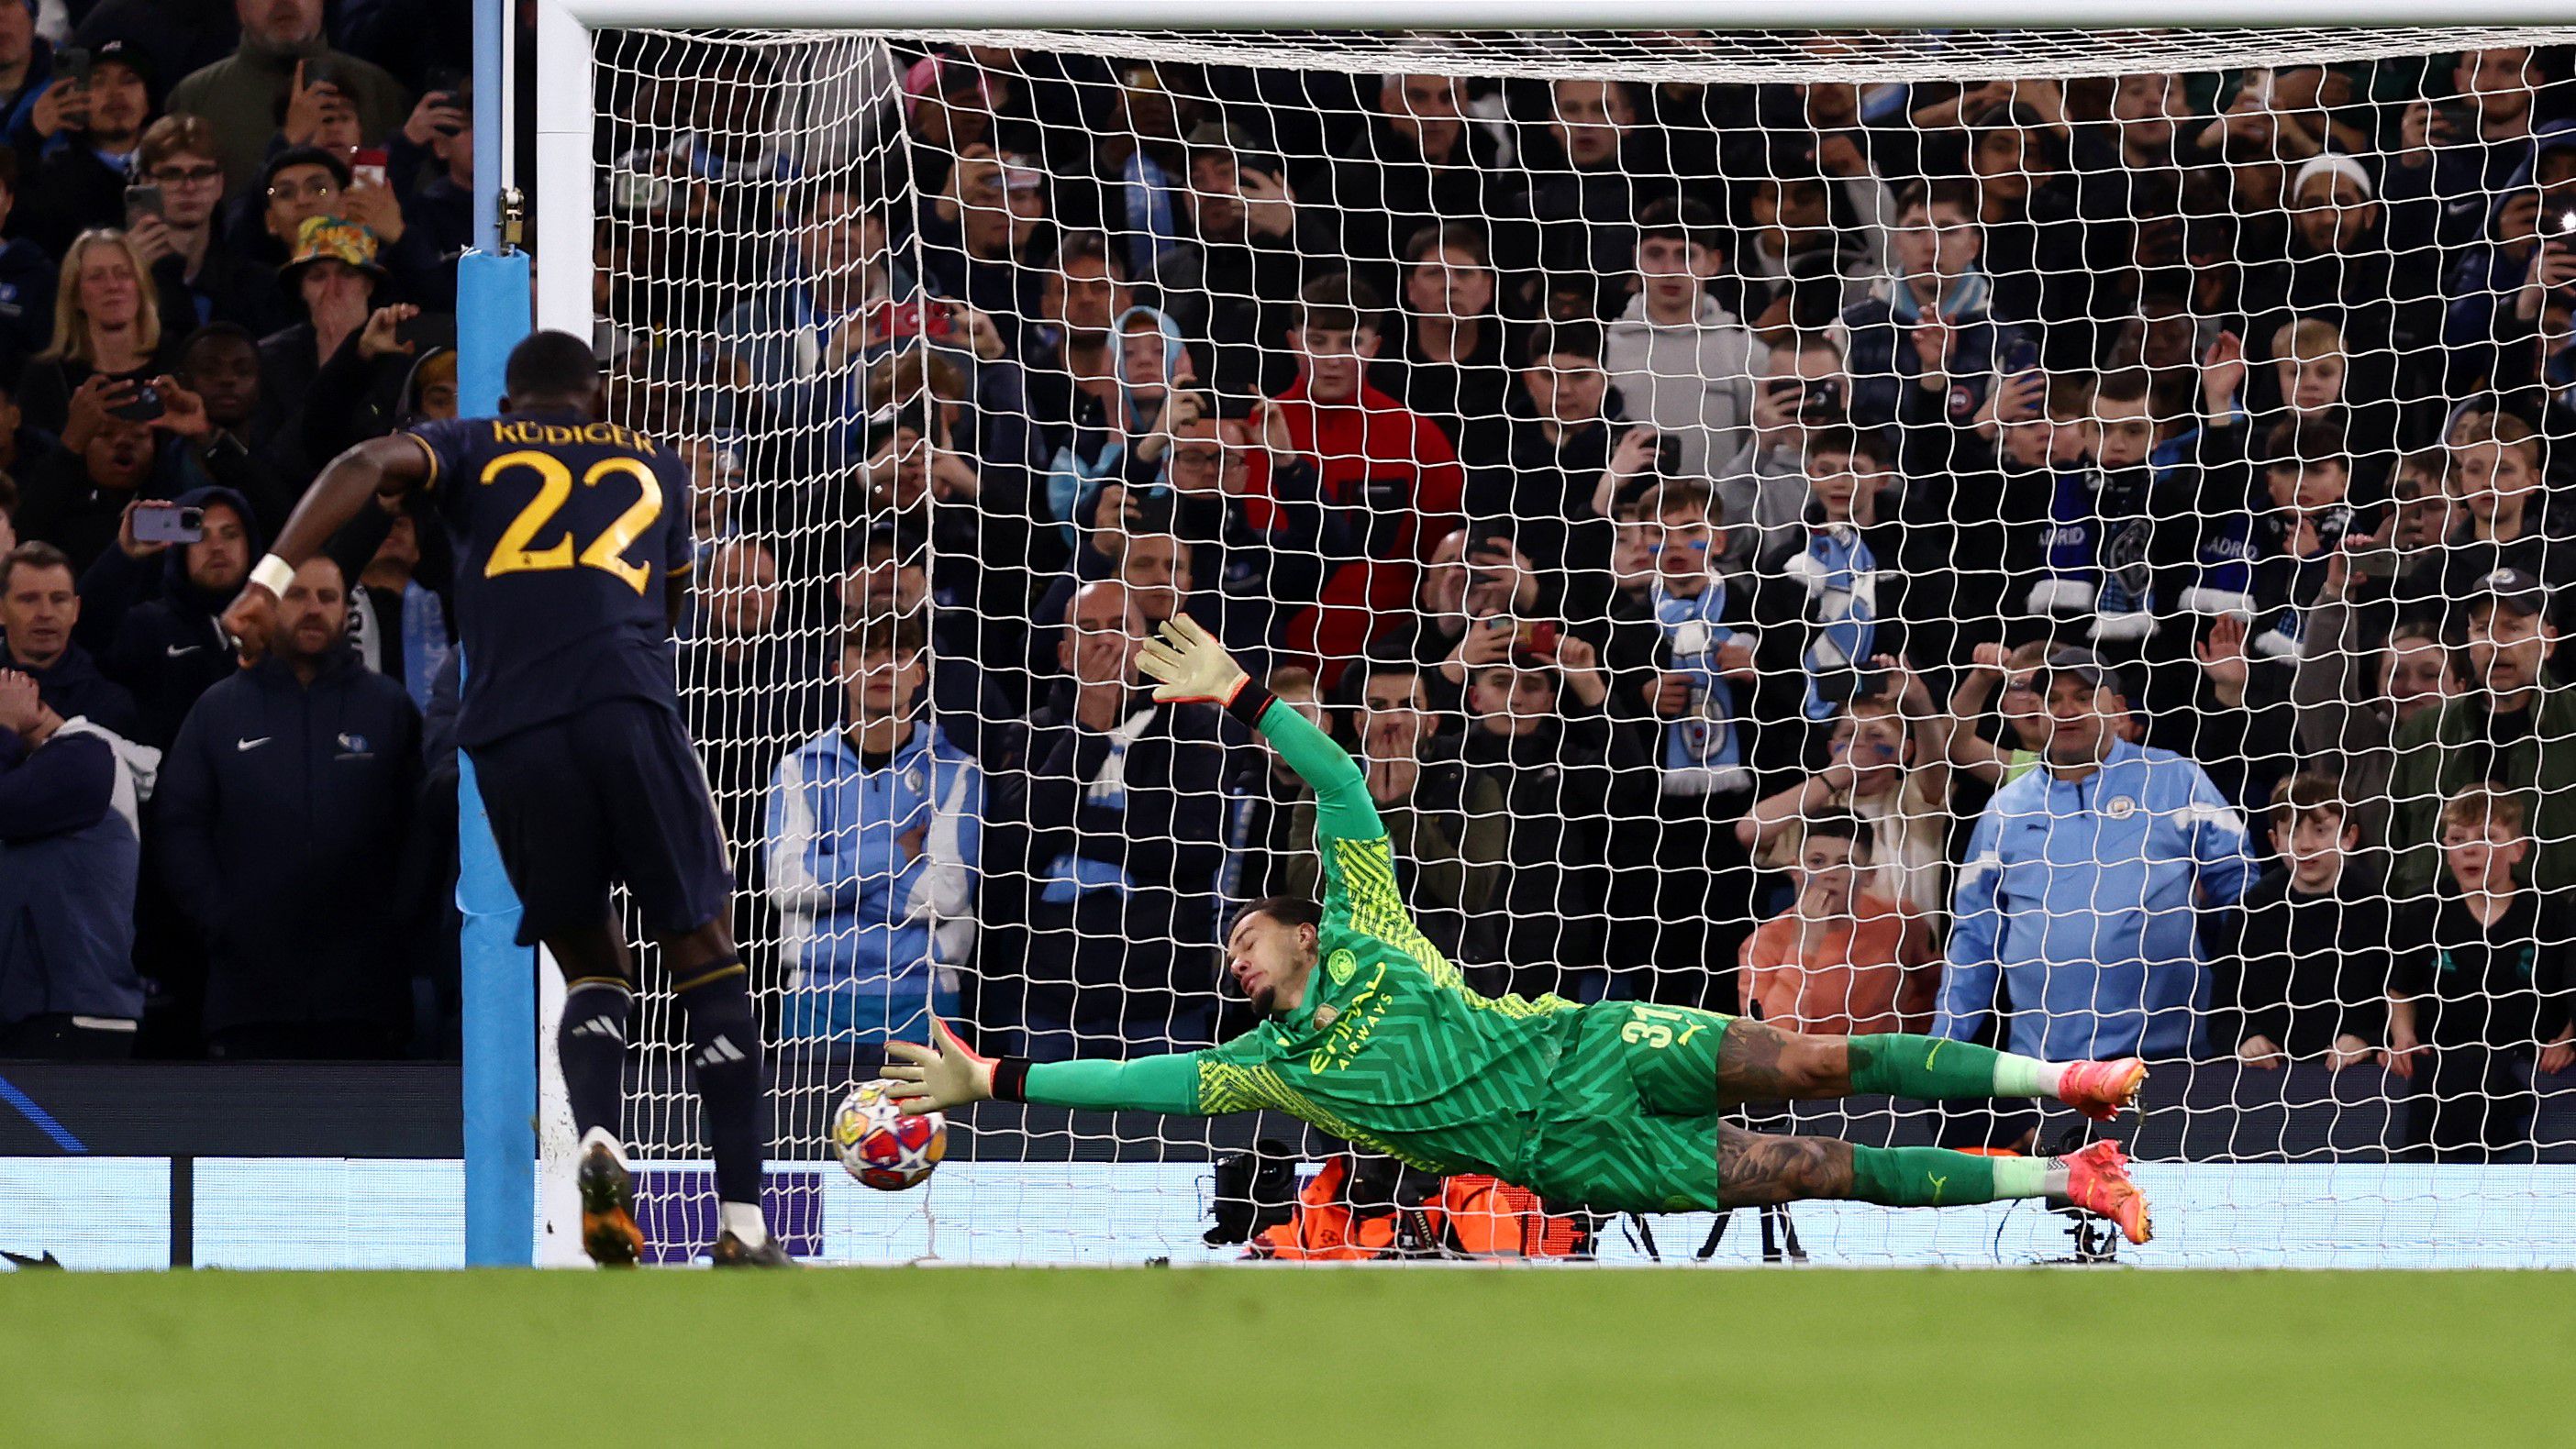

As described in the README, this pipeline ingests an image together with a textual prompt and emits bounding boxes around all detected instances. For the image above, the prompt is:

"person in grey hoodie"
[1602,197,1763,482]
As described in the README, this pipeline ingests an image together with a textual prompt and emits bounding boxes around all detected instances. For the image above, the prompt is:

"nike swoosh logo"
[236,737,270,751]
[1924,1040,1944,1071]
[165,644,202,657]
[1927,1173,1948,1204]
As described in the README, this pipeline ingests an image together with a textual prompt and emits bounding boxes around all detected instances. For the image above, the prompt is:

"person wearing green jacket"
[2385,570,2576,899]
[164,1,407,193]
[887,616,2161,1243]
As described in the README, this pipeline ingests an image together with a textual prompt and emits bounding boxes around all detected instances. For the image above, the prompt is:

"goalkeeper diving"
[886,617,2155,1243]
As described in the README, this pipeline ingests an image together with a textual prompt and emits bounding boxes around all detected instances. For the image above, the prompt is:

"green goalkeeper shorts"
[1514,1001,1736,1215]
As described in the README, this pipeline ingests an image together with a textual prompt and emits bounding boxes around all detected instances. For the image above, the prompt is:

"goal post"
[538,1,2576,26]
[492,1,2576,1266]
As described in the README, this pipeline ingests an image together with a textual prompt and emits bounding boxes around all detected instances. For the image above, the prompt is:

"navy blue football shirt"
[403,411,696,747]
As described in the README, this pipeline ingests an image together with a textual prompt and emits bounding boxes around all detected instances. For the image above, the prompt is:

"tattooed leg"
[1715,1123,2065,1210]
[1714,1018,1854,1104]
[1715,1123,1855,1207]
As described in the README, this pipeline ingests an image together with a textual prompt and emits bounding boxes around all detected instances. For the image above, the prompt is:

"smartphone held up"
[132,505,205,547]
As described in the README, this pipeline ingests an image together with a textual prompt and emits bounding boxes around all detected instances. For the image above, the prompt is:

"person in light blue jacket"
[1939,647,2258,1062]
[766,613,981,1046]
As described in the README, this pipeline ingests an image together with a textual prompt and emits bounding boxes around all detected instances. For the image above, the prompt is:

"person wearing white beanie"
[2292,151,2376,205]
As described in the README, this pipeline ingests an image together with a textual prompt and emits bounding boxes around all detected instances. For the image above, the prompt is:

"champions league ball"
[833,1079,947,1191]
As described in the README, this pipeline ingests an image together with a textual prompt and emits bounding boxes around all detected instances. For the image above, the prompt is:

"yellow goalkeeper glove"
[883,1018,996,1116]
[1137,615,1249,706]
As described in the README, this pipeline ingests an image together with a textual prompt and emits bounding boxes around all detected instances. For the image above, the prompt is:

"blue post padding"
[457,245,533,1266]
[456,249,527,420]
[456,747,534,1266]
[471,0,503,255]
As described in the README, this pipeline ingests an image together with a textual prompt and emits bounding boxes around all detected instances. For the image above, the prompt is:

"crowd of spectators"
[0,0,469,1060]
[0,15,2570,1159]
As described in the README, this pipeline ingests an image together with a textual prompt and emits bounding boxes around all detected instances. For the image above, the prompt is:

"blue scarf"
[2093,465,2159,639]
[2033,465,2159,639]
[398,582,451,711]
[2033,468,2100,619]
[1120,149,1180,278]
[1651,581,1749,791]
[1040,704,1149,903]
[2193,503,2348,658]
[1882,265,1993,328]
[2097,464,2157,614]
[1798,525,1878,721]
[347,581,452,711]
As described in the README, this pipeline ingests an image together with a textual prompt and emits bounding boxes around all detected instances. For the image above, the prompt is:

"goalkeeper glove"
[883,1018,996,1116]
[1137,615,1249,706]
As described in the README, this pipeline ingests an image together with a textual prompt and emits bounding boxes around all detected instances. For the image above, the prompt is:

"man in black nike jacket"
[156,554,422,1057]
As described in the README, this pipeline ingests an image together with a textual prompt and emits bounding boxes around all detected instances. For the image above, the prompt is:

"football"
[832,1079,947,1191]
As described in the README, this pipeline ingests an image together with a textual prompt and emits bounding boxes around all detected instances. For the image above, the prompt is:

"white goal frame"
[528,0,2576,355]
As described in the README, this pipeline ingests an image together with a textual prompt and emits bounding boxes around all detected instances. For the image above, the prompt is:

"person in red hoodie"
[1257,273,1464,684]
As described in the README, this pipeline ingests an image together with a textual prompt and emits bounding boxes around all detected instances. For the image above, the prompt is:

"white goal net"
[586,24,2576,1266]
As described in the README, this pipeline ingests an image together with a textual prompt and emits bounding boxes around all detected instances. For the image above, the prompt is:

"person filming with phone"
[383,72,472,276]
[127,115,278,335]
[11,386,206,575]
[160,0,406,193]
[89,489,257,748]
[16,39,161,261]
[1718,331,1851,570]
[13,229,183,442]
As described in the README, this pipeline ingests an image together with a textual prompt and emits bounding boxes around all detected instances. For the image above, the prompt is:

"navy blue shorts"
[467,701,733,946]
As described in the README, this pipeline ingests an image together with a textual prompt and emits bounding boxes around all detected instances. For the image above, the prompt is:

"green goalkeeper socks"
[1848,1145,2054,1208]
[1845,1034,2067,1101]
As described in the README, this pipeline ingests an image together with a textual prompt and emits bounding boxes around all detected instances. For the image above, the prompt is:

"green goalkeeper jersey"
[1019,697,1583,1176]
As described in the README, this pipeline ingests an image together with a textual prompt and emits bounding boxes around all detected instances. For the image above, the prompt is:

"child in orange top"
[1738,811,1937,1038]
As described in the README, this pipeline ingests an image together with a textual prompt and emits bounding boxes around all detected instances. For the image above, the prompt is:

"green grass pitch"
[2,1268,2562,1446]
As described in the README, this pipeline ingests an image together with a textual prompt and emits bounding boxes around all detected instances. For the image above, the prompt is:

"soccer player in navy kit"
[221,332,789,1266]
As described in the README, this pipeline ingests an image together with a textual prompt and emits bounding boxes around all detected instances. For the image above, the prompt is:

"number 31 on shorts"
[1619,1003,1705,1051]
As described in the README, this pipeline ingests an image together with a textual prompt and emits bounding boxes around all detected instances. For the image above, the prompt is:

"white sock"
[2038,1159,2072,1203]
[1991,1054,2067,1098]
[718,1200,770,1249]
[1988,1156,2055,1200]
[579,1126,630,1173]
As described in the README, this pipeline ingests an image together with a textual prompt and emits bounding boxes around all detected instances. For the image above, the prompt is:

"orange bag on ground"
[1246,1156,1385,1260]
[1438,1176,1593,1258]
[1244,1159,1594,1261]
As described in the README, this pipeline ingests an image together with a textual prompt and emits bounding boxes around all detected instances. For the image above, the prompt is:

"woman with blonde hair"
[17,228,183,441]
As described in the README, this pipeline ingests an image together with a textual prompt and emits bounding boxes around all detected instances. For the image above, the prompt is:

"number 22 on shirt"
[479,449,664,593]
